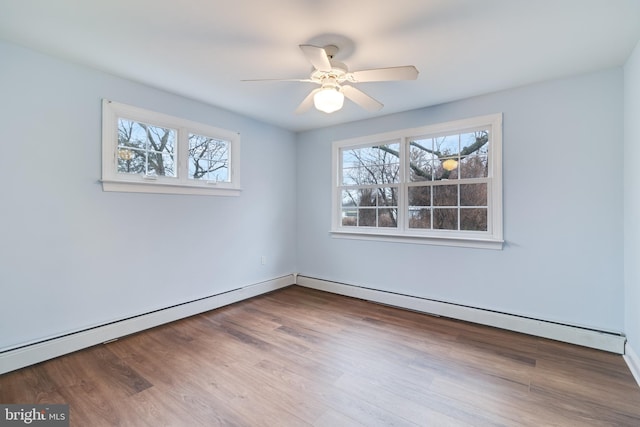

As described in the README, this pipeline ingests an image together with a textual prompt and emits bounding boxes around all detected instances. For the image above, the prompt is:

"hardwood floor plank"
[429,376,560,426]
[125,387,226,427]
[334,372,470,427]
[531,358,640,415]
[2,285,639,426]
[312,408,368,427]
[528,384,640,427]
[315,387,422,427]
[0,365,65,404]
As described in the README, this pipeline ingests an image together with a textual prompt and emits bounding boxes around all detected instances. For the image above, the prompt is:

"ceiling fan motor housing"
[311,61,348,83]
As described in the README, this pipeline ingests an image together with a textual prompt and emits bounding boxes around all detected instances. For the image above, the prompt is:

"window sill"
[330,229,504,250]
[101,179,241,196]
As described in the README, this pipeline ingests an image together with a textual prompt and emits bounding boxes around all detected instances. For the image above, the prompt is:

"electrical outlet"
[261,255,266,265]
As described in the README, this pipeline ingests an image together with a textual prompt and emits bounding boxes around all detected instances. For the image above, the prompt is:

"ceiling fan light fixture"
[313,86,344,113]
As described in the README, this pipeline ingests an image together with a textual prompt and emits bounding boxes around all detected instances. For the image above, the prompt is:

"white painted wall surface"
[0,41,297,351]
[624,40,640,358]
[296,69,625,333]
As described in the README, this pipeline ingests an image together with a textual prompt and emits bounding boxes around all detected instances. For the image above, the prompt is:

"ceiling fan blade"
[341,85,383,112]
[241,78,314,82]
[295,88,321,114]
[299,44,332,72]
[350,66,419,82]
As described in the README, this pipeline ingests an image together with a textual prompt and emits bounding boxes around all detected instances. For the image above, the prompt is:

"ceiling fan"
[244,44,419,114]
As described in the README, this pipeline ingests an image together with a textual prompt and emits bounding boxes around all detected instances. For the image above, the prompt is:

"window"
[332,114,503,249]
[102,100,240,195]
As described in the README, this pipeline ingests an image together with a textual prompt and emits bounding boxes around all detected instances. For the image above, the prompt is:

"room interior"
[1,0,640,421]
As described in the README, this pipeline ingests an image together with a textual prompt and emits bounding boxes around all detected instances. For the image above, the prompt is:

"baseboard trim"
[295,275,626,354]
[0,275,294,375]
[624,342,640,387]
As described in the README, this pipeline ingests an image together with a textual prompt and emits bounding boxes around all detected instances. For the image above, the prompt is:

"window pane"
[460,131,487,153]
[341,208,357,226]
[433,161,453,181]
[460,183,487,206]
[118,119,147,149]
[408,186,431,207]
[358,208,376,226]
[342,142,400,185]
[117,148,145,174]
[439,157,459,179]
[117,118,176,177]
[378,208,397,227]
[461,208,487,231]
[409,160,435,182]
[146,152,175,176]
[361,190,377,206]
[147,126,176,153]
[433,185,458,206]
[376,187,398,207]
[408,138,437,182]
[433,208,458,230]
[360,189,375,206]
[341,189,359,207]
[434,134,459,157]
[189,134,229,181]
[461,131,489,156]
[409,208,431,229]
[460,155,488,178]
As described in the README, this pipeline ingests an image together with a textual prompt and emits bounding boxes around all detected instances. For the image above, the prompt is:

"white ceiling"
[1,0,639,132]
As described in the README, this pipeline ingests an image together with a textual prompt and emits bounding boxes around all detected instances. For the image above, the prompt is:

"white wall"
[624,40,640,357]
[0,41,297,351]
[296,68,625,333]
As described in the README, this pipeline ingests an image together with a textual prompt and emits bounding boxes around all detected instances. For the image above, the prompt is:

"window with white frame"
[332,114,503,249]
[102,100,240,196]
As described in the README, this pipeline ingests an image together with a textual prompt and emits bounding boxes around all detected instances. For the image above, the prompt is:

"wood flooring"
[1,285,640,426]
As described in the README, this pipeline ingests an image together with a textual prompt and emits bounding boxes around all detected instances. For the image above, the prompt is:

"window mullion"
[457,134,461,231]
[398,136,407,231]
[430,182,434,230]
[457,183,461,231]
[178,127,188,183]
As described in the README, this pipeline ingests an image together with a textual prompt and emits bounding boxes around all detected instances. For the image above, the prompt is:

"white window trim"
[101,99,241,196]
[331,113,503,250]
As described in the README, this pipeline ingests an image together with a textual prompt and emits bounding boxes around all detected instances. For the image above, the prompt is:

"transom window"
[332,114,503,249]
[102,100,240,196]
